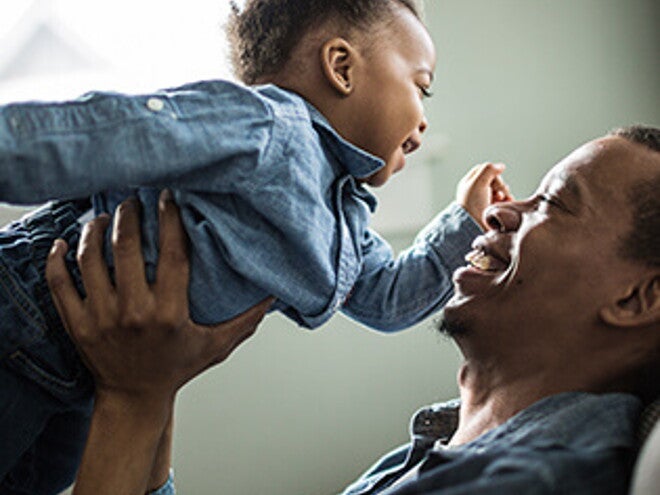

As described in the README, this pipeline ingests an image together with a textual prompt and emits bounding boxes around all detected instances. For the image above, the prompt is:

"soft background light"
[0,1,659,494]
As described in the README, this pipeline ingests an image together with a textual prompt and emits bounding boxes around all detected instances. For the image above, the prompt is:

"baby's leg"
[0,366,92,494]
[0,200,94,493]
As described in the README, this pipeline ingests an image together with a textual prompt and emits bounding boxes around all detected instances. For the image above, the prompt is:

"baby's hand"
[456,162,513,230]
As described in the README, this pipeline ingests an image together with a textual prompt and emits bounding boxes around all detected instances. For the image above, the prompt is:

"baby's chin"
[363,168,391,187]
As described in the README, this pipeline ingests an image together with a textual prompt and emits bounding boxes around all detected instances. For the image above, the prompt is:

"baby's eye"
[418,85,433,99]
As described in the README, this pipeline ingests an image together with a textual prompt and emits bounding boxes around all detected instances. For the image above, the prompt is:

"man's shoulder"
[510,392,642,450]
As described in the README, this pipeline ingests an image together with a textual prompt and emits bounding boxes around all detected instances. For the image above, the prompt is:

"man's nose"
[483,204,521,233]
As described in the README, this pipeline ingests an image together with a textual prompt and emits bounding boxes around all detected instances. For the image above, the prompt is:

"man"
[46,126,659,494]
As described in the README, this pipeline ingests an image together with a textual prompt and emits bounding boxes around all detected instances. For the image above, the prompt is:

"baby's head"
[226,0,435,187]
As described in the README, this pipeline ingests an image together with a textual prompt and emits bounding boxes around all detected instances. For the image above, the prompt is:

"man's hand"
[46,190,272,401]
[46,190,272,494]
[456,162,513,230]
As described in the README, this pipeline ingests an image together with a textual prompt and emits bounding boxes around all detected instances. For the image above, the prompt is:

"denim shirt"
[0,80,480,330]
[342,392,642,495]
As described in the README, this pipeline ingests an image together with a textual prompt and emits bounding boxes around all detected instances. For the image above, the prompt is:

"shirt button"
[147,97,165,112]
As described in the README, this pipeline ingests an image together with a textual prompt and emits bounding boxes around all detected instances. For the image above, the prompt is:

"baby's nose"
[418,116,428,135]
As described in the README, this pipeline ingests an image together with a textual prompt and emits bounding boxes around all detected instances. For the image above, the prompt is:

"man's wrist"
[73,390,176,494]
[94,389,174,431]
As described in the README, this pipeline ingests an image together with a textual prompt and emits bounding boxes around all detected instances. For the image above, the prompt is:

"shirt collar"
[410,398,461,443]
[303,101,385,179]
[412,392,642,451]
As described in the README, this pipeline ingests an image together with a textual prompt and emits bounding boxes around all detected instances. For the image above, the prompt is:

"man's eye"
[539,194,562,209]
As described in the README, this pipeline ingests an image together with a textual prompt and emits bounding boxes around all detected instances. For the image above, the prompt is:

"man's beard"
[436,309,470,337]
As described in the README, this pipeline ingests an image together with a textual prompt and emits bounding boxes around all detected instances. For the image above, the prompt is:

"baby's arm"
[0,81,271,204]
[0,93,177,203]
[341,202,481,331]
[341,164,513,331]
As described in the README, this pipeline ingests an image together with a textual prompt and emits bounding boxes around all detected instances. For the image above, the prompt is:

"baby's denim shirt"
[0,80,480,331]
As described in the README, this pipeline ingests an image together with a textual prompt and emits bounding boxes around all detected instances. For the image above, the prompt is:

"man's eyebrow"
[553,171,583,214]
[562,173,582,203]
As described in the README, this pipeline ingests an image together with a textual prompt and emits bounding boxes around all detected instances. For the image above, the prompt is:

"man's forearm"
[73,392,173,495]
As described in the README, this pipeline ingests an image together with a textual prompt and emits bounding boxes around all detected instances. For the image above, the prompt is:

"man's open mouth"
[464,245,509,273]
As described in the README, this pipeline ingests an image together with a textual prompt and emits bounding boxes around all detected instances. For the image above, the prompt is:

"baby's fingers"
[473,162,506,187]
[491,175,513,203]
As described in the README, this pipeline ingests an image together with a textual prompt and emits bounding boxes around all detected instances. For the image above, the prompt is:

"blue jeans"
[0,201,93,494]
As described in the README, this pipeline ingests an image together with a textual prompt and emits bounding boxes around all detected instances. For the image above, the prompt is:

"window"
[0,0,236,103]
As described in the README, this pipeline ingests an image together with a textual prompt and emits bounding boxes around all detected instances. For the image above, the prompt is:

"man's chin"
[436,308,470,338]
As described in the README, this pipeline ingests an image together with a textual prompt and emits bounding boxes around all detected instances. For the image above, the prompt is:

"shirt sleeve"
[0,81,274,204]
[341,202,482,332]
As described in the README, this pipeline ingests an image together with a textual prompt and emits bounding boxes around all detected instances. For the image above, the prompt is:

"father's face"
[442,136,654,347]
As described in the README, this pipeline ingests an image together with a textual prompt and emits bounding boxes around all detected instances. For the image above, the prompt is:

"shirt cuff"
[148,469,176,495]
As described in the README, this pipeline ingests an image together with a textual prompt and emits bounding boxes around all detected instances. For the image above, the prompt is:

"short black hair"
[609,125,660,267]
[610,125,660,152]
[225,0,422,84]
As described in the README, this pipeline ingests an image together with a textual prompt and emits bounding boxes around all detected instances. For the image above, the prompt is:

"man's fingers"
[204,298,274,362]
[112,198,150,307]
[46,239,85,339]
[155,190,190,311]
[77,215,114,309]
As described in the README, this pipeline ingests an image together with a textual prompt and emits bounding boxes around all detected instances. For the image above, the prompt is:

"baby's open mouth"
[402,138,420,154]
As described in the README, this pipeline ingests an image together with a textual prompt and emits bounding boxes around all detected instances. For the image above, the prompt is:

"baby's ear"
[600,274,660,328]
[320,38,358,96]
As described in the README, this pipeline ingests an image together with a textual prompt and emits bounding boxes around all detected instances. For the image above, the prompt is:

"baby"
[0,0,509,490]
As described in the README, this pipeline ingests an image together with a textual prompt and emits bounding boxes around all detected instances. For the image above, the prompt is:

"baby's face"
[352,6,436,187]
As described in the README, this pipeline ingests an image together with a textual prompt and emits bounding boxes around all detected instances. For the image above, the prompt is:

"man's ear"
[600,274,660,327]
[320,38,358,96]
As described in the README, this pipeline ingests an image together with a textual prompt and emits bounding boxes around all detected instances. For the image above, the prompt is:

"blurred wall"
[1,1,659,494]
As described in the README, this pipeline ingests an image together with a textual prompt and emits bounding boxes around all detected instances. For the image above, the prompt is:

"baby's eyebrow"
[416,68,434,82]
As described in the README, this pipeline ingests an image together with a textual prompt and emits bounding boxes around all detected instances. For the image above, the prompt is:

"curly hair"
[609,125,660,267]
[225,0,422,84]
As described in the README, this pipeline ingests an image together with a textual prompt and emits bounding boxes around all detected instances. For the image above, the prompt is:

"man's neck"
[448,359,568,447]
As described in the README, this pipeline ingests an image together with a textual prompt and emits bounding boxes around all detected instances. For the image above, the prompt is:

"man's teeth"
[465,250,496,271]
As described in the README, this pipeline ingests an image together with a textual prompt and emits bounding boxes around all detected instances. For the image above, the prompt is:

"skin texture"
[46,190,272,494]
[442,136,660,445]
